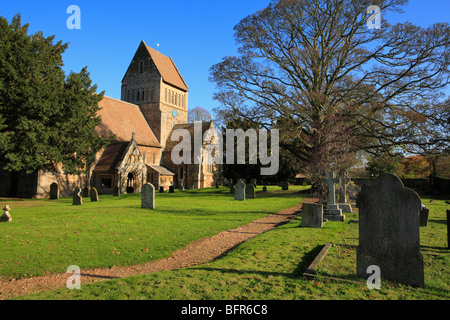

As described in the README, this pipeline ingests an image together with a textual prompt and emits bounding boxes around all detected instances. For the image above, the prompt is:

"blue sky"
[1,0,449,115]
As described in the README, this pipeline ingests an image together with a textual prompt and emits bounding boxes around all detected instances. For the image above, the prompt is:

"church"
[0,41,222,198]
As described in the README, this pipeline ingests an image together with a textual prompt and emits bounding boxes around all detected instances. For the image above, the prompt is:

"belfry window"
[139,61,144,73]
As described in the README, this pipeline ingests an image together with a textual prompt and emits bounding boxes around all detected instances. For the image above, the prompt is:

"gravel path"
[0,199,315,300]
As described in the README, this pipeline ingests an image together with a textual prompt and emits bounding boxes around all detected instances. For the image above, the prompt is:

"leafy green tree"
[0,14,110,174]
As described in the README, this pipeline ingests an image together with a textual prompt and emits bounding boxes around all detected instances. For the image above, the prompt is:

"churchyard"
[0,183,448,300]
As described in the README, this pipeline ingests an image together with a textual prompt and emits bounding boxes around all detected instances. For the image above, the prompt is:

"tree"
[210,0,450,188]
[188,106,211,123]
[0,14,111,174]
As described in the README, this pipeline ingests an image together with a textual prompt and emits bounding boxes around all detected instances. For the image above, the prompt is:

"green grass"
[0,185,307,280]
[3,188,449,300]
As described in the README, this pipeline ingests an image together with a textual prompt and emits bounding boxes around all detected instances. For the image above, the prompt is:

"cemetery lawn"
[0,186,307,281]
[12,191,449,300]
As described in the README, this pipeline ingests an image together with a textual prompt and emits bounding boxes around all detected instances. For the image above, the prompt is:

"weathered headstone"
[179,183,184,191]
[89,187,99,202]
[419,205,429,227]
[323,172,344,221]
[338,171,352,213]
[72,187,82,205]
[50,182,59,200]
[281,181,289,190]
[82,186,89,197]
[245,184,255,199]
[234,180,246,201]
[262,186,267,192]
[169,185,175,193]
[356,173,424,287]
[113,186,120,197]
[301,203,323,228]
[141,183,155,209]
[1,205,12,222]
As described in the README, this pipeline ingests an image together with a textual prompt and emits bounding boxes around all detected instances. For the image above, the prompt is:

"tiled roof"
[95,96,161,148]
[143,42,188,92]
[93,142,129,173]
[147,164,175,176]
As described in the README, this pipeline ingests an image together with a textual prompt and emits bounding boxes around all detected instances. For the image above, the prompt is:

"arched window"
[137,90,140,101]
[165,88,168,102]
[142,89,145,101]
[139,61,144,73]
[171,91,174,104]
[175,93,177,105]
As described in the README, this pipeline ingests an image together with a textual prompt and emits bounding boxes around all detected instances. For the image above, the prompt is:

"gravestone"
[356,173,424,287]
[419,205,429,227]
[179,183,184,191]
[159,186,164,193]
[82,186,89,197]
[301,203,323,228]
[338,171,352,213]
[245,184,255,199]
[281,181,289,190]
[89,187,99,202]
[141,183,155,209]
[113,186,120,197]
[230,185,235,194]
[323,172,344,221]
[72,187,82,205]
[262,186,267,192]
[1,205,12,222]
[169,185,175,193]
[50,182,59,200]
[234,180,246,201]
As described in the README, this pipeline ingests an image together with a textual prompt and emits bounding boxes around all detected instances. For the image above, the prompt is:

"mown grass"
[0,185,308,280]
[12,191,449,300]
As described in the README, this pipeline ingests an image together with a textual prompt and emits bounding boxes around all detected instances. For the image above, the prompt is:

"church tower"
[121,41,189,149]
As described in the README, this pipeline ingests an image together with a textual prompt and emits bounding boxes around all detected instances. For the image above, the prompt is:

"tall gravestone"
[356,173,424,287]
[245,184,255,199]
[323,172,344,221]
[234,180,246,201]
[338,171,352,213]
[72,187,82,205]
[89,187,99,202]
[141,183,155,209]
[50,183,59,200]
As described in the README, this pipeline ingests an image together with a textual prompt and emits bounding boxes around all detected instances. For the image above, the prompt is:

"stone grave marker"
[262,186,267,192]
[169,185,175,193]
[234,180,246,201]
[245,183,255,199]
[281,181,289,190]
[323,172,344,221]
[159,186,164,193]
[338,171,352,213]
[356,173,424,287]
[301,203,323,228]
[1,205,12,222]
[420,205,429,227]
[179,182,184,191]
[89,187,99,202]
[82,186,90,197]
[50,182,59,200]
[141,183,155,209]
[72,187,82,205]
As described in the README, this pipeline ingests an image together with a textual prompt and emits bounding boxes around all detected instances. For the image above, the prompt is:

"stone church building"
[0,41,222,198]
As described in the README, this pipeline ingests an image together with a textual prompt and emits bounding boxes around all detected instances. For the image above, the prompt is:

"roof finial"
[132,132,136,140]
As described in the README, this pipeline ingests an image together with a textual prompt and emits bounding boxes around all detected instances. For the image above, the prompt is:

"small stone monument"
[141,183,155,209]
[245,183,255,199]
[337,170,352,213]
[82,186,90,197]
[169,185,175,193]
[89,187,99,202]
[234,180,246,201]
[179,182,184,191]
[323,172,344,221]
[301,203,323,228]
[281,181,289,190]
[262,186,267,192]
[356,173,424,287]
[1,205,12,222]
[159,186,164,193]
[50,182,59,200]
[72,187,82,205]
[419,205,429,227]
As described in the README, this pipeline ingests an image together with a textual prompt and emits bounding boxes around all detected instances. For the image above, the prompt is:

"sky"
[1,0,449,115]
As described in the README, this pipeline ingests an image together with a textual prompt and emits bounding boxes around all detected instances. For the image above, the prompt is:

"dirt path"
[0,199,316,300]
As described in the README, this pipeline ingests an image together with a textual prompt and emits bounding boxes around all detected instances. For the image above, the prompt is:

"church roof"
[147,165,175,176]
[93,142,129,174]
[143,42,188,92]
[95,96,161,148]
[164,121,214,151]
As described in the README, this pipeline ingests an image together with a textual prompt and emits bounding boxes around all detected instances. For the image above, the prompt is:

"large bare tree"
[210,0,449,183]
